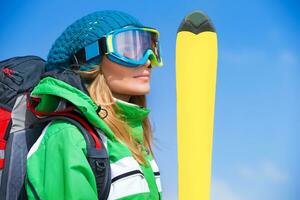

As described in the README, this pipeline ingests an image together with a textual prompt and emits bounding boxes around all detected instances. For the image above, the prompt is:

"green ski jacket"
[25,76,162,200]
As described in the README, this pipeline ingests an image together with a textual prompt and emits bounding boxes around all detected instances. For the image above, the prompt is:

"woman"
[26,10,163,200]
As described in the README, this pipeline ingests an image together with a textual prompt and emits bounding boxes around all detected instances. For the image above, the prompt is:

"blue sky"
[1,0,299,199]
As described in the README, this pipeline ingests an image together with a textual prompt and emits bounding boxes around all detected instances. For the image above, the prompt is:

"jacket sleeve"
[25,120,98,200]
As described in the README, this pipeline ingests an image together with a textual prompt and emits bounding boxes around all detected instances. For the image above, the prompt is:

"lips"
[133,71,150,78]
[134,74,150,78]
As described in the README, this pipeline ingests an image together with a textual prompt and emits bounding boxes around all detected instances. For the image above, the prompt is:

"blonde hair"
[78,65,153,165]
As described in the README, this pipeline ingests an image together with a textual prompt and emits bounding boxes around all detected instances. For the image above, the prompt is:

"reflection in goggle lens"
[114,30,161,62]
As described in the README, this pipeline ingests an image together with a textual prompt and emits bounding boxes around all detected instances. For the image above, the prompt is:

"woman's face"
[101,56,152,101]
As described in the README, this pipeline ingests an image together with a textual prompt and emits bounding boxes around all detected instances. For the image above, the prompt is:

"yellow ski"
[176,11,218,200]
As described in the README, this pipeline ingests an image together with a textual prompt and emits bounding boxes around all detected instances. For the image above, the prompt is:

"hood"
[31,71,150,142]
[31,76,115,140]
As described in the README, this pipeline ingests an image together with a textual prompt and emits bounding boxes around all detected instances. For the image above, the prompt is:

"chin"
[111,82,150,96]
[127,87,150,96]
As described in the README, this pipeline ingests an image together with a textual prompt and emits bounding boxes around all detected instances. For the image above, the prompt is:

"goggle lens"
[114,29,161,63]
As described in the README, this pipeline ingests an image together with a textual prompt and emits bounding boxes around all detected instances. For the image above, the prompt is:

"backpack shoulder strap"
[43,115,111,200]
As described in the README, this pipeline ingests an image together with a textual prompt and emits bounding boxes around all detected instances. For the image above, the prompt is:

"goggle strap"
[73,48,86,65]
[71,37,107,65]
[98,37,107,56]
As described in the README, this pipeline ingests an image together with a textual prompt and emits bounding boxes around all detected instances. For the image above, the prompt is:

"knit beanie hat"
[46,10,143,71]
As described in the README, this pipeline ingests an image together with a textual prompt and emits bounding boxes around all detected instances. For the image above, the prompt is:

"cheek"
[104,65,132,86]
[101,57,151,95]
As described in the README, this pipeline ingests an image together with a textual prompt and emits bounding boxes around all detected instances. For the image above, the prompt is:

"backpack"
[0,56,111,200]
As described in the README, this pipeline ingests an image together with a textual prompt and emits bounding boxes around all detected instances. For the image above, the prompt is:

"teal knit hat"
[46,10,143,71]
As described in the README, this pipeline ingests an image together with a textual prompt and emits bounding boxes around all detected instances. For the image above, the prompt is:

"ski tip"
[177,11,216,34]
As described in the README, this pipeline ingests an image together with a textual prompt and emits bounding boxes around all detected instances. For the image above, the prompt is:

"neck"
[112,92,131,102]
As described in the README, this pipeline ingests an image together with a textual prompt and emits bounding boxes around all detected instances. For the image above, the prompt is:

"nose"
[143,59,152,69]
[136,59,151,69]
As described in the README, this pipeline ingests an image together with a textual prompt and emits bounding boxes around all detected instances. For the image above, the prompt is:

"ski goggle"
[71,26,163,68]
